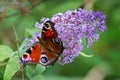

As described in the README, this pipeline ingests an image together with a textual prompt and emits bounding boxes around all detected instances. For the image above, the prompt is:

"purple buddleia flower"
[24,8,107,65]
[24,32,41,49]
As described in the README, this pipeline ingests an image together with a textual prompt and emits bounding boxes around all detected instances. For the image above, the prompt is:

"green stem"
[12,25,25,80]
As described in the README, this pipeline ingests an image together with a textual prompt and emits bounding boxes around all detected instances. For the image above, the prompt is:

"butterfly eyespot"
[52,38,61,45]
[40,54,49,65]
[44,23,51,30]
[41,57,48,63]
[23,54,28,59]
[22,53,30,61]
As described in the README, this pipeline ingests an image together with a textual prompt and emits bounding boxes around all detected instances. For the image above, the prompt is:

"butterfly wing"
[38,21,64,66]
[21,43,41,65]
[38,37,64,66]
[41,20,58,39]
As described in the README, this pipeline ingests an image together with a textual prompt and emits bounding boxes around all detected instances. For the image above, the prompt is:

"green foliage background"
[0,0,120,80]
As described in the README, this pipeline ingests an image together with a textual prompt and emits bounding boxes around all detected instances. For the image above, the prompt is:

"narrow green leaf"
[4,52,20,80]
[0,45,13,62]
[79,52,93,58]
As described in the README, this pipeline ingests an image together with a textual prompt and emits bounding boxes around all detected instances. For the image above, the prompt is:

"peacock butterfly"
[20,21,64,66]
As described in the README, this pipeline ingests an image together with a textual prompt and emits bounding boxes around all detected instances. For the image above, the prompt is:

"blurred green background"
[0,0,120,80]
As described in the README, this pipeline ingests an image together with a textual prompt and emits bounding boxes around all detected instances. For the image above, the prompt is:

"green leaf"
[4,52,20,80]
[25,64,46,79]
[25,65,36,79]
[25,29,33,38]
[45,75,82,80]
[25,28,41,38]
[0,45,13,62]
[0,62,7,67]
[35,64,46,74]
[31,74,45,80]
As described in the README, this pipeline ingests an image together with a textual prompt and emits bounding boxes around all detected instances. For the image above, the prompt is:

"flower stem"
[12,25,25,80]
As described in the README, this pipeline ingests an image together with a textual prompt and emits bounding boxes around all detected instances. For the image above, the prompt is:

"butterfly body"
[21,21,64,66]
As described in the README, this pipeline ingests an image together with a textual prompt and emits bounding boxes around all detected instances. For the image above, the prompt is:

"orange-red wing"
[29,43,41,63]
[41,21,58,39]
